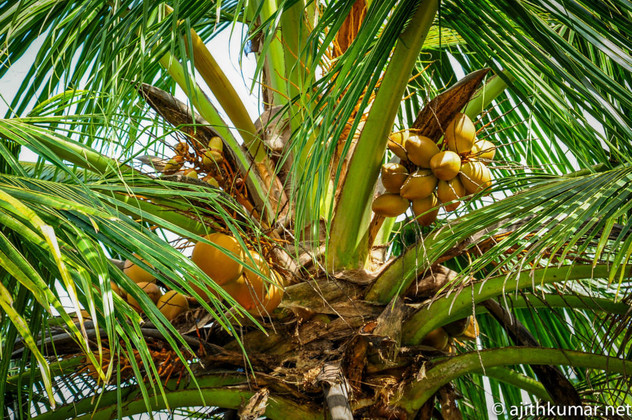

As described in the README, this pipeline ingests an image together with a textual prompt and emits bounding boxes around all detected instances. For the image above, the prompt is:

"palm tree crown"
[1,0,631,418]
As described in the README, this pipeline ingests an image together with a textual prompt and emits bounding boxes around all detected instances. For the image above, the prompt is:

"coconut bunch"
[162,136,224,187]
[122,258,189,321]
[190,233,285,317]
[372,113,495,226]
[121,233,285,320]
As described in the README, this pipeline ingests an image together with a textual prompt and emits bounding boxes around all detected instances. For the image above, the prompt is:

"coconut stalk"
[327,0,439,270]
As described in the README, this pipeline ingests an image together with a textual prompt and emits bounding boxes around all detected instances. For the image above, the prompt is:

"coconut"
[381,163,408,193]
[190,279,221,302]
[445,113,475,154]
[237,252,270,308]
[437,178,466,211]
[248,275,284,317]
[127,282,162,313]
[157,290,189,321]
[110,281,126,299]
[405,135,440,168]
[387,131,409,161]
[223,260,283,316]
[123,256,156,284]
[221,276,253,309]
[191,233,244,285]
[472,139,496,162]
[372,194,409,217]
[163,156,184,174]
[400,170,438,200]
[459,316,479,340]
[459,161,492,194]
[203,175,220,187]
[202,149,223,171]
[208,136,224,153]
[443,316,472,337]
[430,151,461,181]
[421,327,450,351]
[411,194,439,226]
[183,168,198,179]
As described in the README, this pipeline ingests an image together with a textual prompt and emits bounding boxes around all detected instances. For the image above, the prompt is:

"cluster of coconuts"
[121,260,190,321]
[372,113,495,226]
[162,136,224,187]
[122,233,284,319]
[189,233,284,317]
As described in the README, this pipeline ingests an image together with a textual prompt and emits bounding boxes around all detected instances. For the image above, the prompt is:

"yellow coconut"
[163,156,184,175]
[400,170,438,200]
[222,255,284,316]
[110,281,126,299]
[437,178,466,212]
[405,135,440,168]
[191,233,244,286]
[224,275,266,311]
[183,168,198,179]
[221,276,252,308]
[127,282,162,313]
[380,163,408,193]
[157,290,189,321]
[421,327,450,351]
[429,151,461,181]
[473,139,496,162]
[371,194,409,217]
[190,279,221,302]
[387,131,409,161]
[202,149,224,171]
[237,251,270,307]
[248,280,284,317]
[459,161,492,194]
[445,113,476,154]
[208,136,224,153]
[245,270,284,317]
[202,175,220,187]
[411,194,439,226]
[459,316,479,340]
[123,256,156,284]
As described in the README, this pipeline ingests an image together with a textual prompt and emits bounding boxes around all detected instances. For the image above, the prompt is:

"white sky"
[0,24,260,143]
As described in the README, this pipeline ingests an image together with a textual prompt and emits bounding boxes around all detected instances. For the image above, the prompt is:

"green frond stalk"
[401,264,631,345]
[0,118,136,177]
[33,374,323,420]
[258,0,290,107]
[400,347,632,412]
[327,0,439,270]
[483,367,552,402]
[463,70,513,119]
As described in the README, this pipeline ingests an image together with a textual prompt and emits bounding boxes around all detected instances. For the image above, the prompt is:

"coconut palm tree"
[1,0,631,418]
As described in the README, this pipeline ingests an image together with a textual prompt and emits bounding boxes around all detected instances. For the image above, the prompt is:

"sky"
[0,23,261,147]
